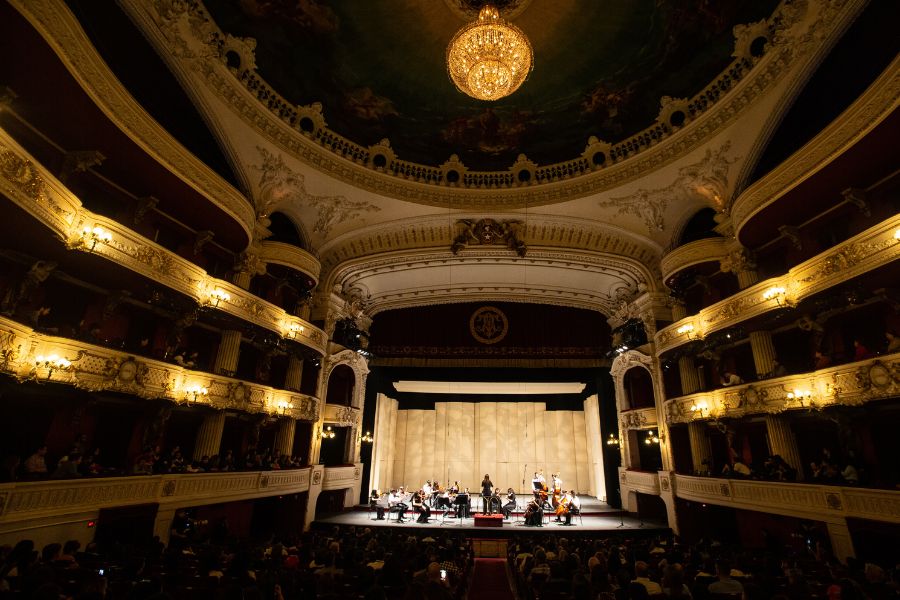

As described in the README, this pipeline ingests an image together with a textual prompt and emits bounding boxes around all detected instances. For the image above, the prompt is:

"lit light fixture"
[323,425,336,439]
[274,399,293,415]
[786,388,812,405]
[361,431,374,443]
[446,5,533,101]
[690,401,709,417]
[184,384,209,402]
[894,228,900,241]
[762,286,787,305]
[676,323,698,340]
[285,322,305,340]
[606,433,620,447]
[81,225,112,251]
[644,430,660,445]
[207,288,230,308]
[34,354,72,378]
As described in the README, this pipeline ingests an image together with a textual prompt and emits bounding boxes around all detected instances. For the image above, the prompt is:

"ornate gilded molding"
[620,408,658,431]
[328,247,655,317]
[655,216,900,354]
[258,241,321,283]
[8,0,255,240]
[451,219,527,257]
[664,352,900,425]
[321,463,363,492]
[674,474,900,525]
[0,128,327,354]
[0,468,311,521]
[322,404,360,428]
[117,0,863,208]
[660,237,731,283]
[731,55,900,236]
[0,315,320,421]
[618,467,662,496]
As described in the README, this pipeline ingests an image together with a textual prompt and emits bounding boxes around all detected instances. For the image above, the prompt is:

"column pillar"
[826,520,856,563]
[303,465,325,531]
[749,330,778,377]
[735,268,759,290]
[765,414,804,479]
[688,421,712,475]
[678,356,701,395]
[193,410,225,461]
[213,330,242,376]
[722,247,759,290]
[232,270,252,290]
[671,300,688,321]
[285,355,304,391]
[274,417,296,458]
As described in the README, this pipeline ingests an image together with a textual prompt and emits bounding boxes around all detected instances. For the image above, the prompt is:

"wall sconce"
[606,433,620,447]
[894,228,900,241]
[644,430,661,445]
[285,322,305,340]
[676,323,698,340]
[360,431,374,443]
[690,401,710,417]
[206,288,230,308]
[319,425,336,440]
[762,286,787,306]
[81,225,112,251]
[183,384,209,403]
[273,399,293,416]
[34,354,72,379]
[786,388,813,406]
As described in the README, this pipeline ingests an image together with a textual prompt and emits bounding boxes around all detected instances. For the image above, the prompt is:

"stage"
[313,496,669,538]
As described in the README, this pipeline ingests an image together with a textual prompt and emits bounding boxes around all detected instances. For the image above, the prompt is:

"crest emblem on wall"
[469,306,509,345]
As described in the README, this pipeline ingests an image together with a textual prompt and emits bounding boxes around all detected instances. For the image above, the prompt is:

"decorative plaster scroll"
[597,142,738,234]
[451,219,527,257]
[253,147,380,236]
[655,216,900,354]
[664,351,900,424]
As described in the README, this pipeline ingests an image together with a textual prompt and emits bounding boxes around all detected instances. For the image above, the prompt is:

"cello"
[550,474,562,509]
[555,493,570,518]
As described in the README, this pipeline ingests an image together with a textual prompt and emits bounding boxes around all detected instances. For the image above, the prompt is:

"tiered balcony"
[618,467,661,496]
[0,127,326,355]
[0,315,320,421]
[663,352,900,424]
[673,474,900,524]
[322,464,363,492]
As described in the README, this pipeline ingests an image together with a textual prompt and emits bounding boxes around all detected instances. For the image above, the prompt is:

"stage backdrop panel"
[371,396,606,499]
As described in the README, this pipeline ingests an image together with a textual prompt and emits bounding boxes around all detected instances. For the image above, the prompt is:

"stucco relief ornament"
[469,306,509,345]
[598,142,738,234]
[621,411,648,430]
[252,147,380,236]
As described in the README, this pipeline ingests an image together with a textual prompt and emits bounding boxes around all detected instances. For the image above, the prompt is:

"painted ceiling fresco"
[204,0,780,170]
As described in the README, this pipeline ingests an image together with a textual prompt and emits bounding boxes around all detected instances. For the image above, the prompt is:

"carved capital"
[720,247,757,275]
[59,150,106,183]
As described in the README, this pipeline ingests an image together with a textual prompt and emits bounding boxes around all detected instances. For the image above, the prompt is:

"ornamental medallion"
[469,306,509,345]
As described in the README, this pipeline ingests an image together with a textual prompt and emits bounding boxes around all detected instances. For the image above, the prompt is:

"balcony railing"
[620,407,659,431]
[322,404,361,427]
[322,464,362,492]
[673,474,900,524]
[660,237,730,283]
[663,352,900,424]
[655,216,900,355]
[618,467,662,496]
[0,127,326,355]
[0,468,311,523]
[0,315,320,421]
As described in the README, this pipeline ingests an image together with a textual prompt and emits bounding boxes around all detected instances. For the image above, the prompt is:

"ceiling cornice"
[118,0,866,209]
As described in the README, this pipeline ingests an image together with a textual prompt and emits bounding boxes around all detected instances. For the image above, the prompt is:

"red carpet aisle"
[467,558,515,600]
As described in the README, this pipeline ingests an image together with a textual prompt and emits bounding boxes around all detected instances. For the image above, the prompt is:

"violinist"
[388,489,408,522]
[524,493,543,526]
[371,489,387,520]
[435,484,452,509]
[502,487,517,519]
[412,490,431,523]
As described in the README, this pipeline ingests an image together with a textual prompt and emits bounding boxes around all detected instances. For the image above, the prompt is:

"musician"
[480,474,494,514]
[551,473,563,519]
[412,490,431,523]
[502,487,517,519]
[449,481,460,494]
[524,495,543,527]
[531,472,543,492]
[388,488,408,522]
[370,489,386,520]
[436,485,452,510]
[563,491,581,526]
[423,480,434,506]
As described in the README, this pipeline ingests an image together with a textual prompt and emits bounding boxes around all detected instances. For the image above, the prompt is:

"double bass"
[550,474,562,509]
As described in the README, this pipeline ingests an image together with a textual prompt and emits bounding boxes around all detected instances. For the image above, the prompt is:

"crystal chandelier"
[446,5,533,101]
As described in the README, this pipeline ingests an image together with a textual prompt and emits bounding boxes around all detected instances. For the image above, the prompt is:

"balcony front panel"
[322,404,361,428]
[259,241,321,284]
[322,464,362,492]
[620,407,659,431]
[664,352,900,424]
[0,468,311,523]
[655,216,900,355]
[619,467,662,496]
[0,127,327,355]
[674,475,900,524]
[660,237,730,283]
[0,315,320,421]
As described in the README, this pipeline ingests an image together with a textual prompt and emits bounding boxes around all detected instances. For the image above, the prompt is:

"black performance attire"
[502,491,517,518]
[481,478,494,514]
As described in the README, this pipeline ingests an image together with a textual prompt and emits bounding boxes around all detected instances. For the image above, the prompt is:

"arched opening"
[267,212,308,250]
[677,207,720,247]
[326,364,356,407]
[622,366,654,410]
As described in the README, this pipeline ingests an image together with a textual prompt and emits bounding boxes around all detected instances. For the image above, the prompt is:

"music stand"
[454,493,469,526]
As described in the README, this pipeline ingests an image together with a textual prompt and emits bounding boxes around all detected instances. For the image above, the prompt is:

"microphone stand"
[616,487,626,528]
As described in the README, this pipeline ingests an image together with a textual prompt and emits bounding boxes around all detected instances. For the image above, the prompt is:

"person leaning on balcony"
[814,351,832,370]
[721,371,744,386]
[23,445,49,477]
[853,339,872,361]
